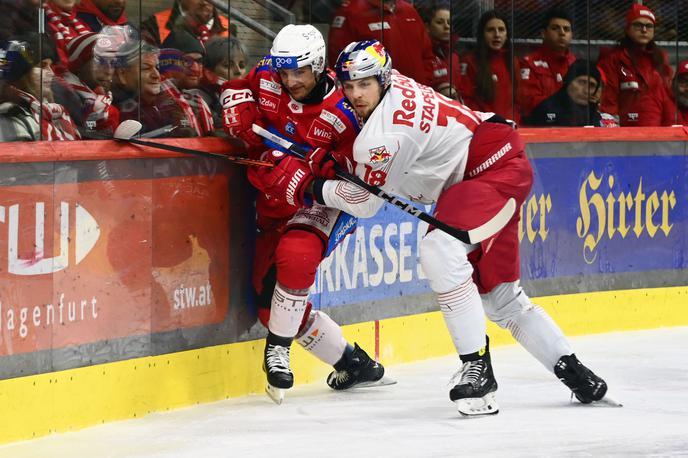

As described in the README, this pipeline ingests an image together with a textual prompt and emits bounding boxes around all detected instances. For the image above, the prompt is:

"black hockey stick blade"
[114,123,272,167]
[252,124,515,244]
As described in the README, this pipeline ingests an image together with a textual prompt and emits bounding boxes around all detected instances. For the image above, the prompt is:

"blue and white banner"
[311,154,687,309]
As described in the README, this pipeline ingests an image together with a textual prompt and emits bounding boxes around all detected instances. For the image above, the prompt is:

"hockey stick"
[252,124,516,244]
[113,120,273,167]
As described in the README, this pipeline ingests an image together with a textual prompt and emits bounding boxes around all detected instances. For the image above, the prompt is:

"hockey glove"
[221,88,264,147]
[306,147,339,179]
[248,150,314,211]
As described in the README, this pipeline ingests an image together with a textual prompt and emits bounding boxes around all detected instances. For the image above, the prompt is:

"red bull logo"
[368,146,391,164]
[367,42,387,66]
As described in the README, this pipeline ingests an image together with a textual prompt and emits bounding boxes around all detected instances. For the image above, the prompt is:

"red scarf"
[61,72,120,132]
[160,79,204,136]
[10,86,81,141]
[44,2,90,64]
[76,0,128,27]
[197,24,210,43]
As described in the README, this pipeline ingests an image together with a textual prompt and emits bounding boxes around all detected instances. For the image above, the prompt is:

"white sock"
[268,283,308,338]
[507,305,573,372]
[438,279,487,355]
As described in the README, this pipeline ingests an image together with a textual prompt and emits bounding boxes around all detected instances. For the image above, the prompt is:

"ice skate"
[554,354,618,405]
[263,333,294,405]
[327,343,390,390]
[449,353,499,416]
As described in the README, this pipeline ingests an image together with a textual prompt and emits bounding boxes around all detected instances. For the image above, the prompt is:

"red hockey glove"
[247,150,314,211]
[221,88,264,148]
[306,147,339,179]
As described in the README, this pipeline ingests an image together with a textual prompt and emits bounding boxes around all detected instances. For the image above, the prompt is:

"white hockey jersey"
[321,71,493,218]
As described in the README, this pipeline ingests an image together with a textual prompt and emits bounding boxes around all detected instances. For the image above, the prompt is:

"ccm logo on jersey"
[307,119,334,142]
[221,89,255,108]
[259,94,280,113]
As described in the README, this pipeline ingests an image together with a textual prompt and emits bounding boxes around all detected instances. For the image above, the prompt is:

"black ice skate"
[263,332,294,404]
[449,349,499,416]
[554,354,609,404]
[327,343,387,390]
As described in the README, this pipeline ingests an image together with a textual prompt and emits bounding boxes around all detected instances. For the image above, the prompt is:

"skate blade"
[455,392,499,417]
[265,384,285,405]
[569,393,623,407]
[593,394,623,407]
[349,376,398,389]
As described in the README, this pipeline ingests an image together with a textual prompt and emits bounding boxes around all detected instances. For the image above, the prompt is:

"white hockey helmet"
[269,24,326,75]
[334,40,392,90]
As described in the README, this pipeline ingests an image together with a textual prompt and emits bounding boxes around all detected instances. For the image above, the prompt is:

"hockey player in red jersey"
[289,40,609,415]
[220,25,384,402]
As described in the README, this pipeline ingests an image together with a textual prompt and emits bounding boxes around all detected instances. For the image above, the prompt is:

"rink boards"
[1,128,687,443]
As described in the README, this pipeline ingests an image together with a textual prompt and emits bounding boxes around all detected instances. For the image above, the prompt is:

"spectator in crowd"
[0,34,80,141]
[76,0,129,33]
[596,4,675,127]
[459,10,519,122]
[194,36,247,129]
[225,36,248,82]
[328,0,436,87]
[44,0,92,71]
[51,32,120,138]
[0,0,41,43]
[96,26,200,137]
[419,1,461,99]
[160,29,214,136]
[670,60,688,124]
[518,8,576,119]
[526,60,610,127]
[142,0,229,47]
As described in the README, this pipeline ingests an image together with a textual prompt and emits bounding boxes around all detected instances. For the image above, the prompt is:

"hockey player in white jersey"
[298,40,609,415]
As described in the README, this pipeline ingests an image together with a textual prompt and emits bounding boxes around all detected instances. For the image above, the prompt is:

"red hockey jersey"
[220,56,360,157]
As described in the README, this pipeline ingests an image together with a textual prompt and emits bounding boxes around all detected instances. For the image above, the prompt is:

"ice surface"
[2,327,687,458]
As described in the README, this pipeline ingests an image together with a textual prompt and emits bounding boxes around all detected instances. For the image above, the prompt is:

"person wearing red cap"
[51,32,121,138]
[670,60,688,124]
[596,3,675,126]
[518,8,576,119]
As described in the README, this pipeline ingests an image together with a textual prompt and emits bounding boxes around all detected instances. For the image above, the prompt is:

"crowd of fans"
[0,0,686,142]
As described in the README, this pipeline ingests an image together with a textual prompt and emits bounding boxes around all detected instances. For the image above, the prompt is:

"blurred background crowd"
[0,0,686,142]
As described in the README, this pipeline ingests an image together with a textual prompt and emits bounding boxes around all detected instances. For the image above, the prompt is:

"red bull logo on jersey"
[369,146,391,164]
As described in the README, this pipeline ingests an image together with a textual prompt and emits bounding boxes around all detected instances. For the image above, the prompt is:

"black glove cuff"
[313,178,327,205]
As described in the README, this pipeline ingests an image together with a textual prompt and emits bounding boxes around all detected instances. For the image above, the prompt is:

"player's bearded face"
[342,77,383,121]
[278,67,318,102]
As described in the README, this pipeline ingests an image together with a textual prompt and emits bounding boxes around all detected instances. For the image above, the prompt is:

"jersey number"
[363,164,387,186]
[436,97,479,132]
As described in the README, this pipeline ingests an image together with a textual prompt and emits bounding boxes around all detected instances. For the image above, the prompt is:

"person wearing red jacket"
[459,10,519,122]
[597,4,675,127]
[221,25,385,402]
[670,60,688,124]
[328,0,435,87]
[419,1,461,99]
[76,0,129,33]
[518,8,576,119]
